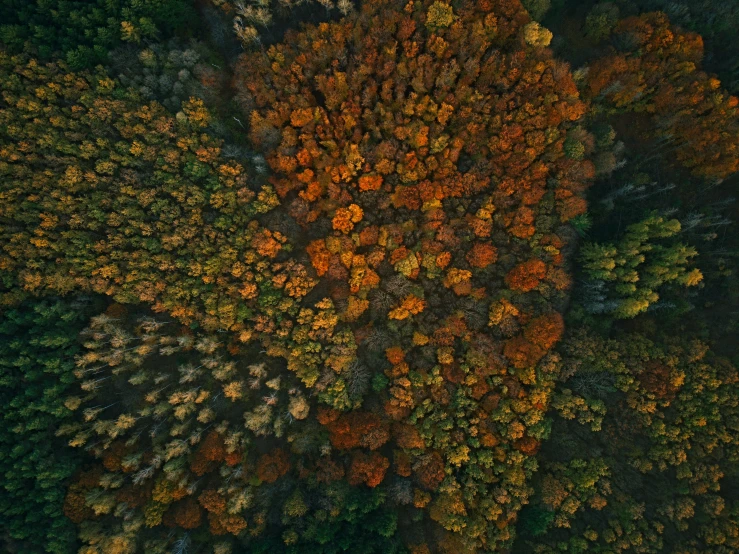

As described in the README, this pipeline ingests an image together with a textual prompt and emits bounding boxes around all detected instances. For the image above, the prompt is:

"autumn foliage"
[0,53,317,334]
[242,2,587,545]
[1,0,735,551]
[347,451,390,488]
[326,411,390,450]
[256,448,291,483]
[232,6,589,545]
[190,431,226,476]
[0,0,735,550]
[505,259,548,292]
[585,12,739,180]
[2,0,682,551]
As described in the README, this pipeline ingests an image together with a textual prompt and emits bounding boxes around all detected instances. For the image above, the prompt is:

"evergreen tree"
[0,298,98,553]
[579,215,702,318]
[0,0,195,69]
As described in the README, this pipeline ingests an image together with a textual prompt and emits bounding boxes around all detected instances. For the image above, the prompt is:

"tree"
[0,0,194,69]
[256,448,291,483]
[521,0,551,22]
[0,298,98,553]
[579,215,702,318]
[506,260,548,292]
[584,2,620,42]
[348,452,390,488]
[326,412,390,451]
[523,22,553,47]
[521,328,739,553]
[584,11,739,180]
[0,52,315,334]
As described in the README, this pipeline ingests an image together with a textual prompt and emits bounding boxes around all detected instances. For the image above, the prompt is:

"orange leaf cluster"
[358,174,384,191]
[466,242,498,269]
[347,451,390,488]
[394,422,426,450]
[524,312,565,351]
[388,294,426,320]
[190,431,226,476]
[256,448,291,483]
[505,259,548,292]
[585,12,739,180]
[415,451,446,491]
[332,204,364,234]
[327,411,390,451]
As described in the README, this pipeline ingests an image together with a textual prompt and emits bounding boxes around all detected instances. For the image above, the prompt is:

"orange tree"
[584,12,739,181]
[235,0,593,550]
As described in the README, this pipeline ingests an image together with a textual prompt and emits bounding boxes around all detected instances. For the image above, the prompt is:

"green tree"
[584,2,620,42]
[247,484,407,554]
[522,0,552,22]
[579,215,702,318]
[0,298,98,553]
[518,329,739,553]
[0,0,195,69]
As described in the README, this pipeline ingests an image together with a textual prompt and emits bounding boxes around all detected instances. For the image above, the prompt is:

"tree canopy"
[0,0,737,552]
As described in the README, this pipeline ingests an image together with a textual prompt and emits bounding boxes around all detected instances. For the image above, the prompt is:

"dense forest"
[0,1,737,553]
